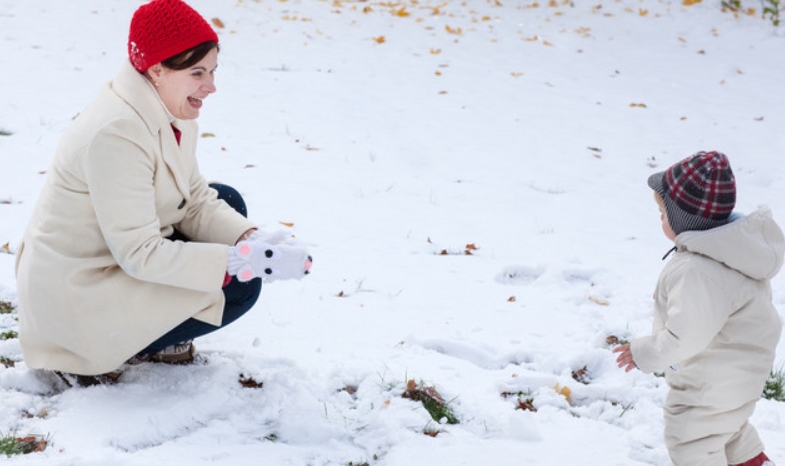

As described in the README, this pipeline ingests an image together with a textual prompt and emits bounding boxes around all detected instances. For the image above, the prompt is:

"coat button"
[177,199,186,209]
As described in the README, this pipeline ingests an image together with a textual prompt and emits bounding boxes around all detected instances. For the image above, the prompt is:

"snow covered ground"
[1,0,785,464]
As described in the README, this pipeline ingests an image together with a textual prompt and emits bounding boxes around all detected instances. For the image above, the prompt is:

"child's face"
[656,197,677,241]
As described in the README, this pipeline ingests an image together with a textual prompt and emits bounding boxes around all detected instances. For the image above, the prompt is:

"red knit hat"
[128,0,219,72]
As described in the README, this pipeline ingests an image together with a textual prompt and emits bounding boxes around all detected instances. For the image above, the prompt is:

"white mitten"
[247,229,291,245]
[228,239,312,283]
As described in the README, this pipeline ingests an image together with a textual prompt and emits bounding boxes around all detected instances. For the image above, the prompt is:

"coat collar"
[110,60,194,201]
[112,60,176,136]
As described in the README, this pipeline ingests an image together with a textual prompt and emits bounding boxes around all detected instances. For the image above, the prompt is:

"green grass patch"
[0,433,47,456]
[0,301,13,314]
[0,330,18,341]
[763,366,785,402]
[402,379,459,425]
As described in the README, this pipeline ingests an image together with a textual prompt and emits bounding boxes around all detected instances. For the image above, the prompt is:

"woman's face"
[148,48,218,120]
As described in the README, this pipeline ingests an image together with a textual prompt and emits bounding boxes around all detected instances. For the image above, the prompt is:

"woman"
[15,0,311,386]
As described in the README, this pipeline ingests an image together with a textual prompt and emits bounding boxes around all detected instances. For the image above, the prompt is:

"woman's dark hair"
[161,41,219,70]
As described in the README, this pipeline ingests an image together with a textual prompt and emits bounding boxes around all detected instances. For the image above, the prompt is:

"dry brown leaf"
[211,17,225,29]
[239,374,264,388]
[15,436,47,453]
[572,366,590,384]
[588,295,609,306]
[394,7,410,17]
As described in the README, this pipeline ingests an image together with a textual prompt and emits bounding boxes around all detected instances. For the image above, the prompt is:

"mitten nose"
[304,256,313,275]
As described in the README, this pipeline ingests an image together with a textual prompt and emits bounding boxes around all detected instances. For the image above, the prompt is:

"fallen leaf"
[554,383,572,404]
[239,374,264,388]
[572,366,590,384]
[373,36,386,44]
[14,436,47,453]
[682,0,702,5]
[394,6,410,17]
[201,132,216,138]
[507,296,516,302]
[211,17,225,28]
[588,295,610,306]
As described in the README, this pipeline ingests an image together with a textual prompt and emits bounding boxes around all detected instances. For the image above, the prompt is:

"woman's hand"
[613,344,638,372]
[227,238,312,282]
[235,228,257,245]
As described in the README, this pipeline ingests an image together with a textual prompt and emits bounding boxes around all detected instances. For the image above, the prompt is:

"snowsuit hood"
[674,206,784,281]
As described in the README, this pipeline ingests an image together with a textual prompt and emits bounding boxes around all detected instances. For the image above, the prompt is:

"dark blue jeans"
[139,183,262,355]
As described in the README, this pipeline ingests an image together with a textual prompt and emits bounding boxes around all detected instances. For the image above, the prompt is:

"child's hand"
[613,344,638,372]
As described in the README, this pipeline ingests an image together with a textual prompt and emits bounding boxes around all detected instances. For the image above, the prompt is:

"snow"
[1,0,785,465]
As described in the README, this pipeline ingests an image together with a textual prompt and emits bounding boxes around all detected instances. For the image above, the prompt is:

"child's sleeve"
[630,265,733,373]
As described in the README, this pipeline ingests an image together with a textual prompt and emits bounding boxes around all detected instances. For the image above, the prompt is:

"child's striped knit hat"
[648,151,736,235]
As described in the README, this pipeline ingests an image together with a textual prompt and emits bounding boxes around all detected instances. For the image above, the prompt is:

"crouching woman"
[14,0,311,386]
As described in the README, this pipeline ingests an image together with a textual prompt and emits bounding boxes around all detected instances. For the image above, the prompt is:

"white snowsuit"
[630,207,784,466]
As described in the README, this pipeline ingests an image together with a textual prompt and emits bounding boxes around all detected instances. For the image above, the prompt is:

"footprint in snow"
[495,265,545,286]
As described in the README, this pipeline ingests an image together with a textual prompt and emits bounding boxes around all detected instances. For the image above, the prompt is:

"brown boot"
[54,370,122,388]
[127,340,196,365]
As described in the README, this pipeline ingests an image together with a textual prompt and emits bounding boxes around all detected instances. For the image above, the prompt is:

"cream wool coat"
[631,207,784,464]
[15,61,256,375]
